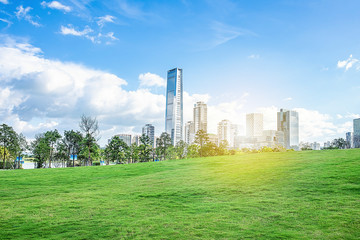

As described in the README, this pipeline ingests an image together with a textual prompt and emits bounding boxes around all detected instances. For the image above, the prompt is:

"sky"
[0,0,359,146]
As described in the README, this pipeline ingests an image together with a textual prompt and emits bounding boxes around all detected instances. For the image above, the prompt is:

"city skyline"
[0,1,359,146]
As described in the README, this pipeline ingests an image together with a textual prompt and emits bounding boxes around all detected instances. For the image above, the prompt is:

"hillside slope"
[1,149,359,239]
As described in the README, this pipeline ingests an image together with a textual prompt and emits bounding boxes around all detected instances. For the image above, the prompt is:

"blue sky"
[0,0,359,146]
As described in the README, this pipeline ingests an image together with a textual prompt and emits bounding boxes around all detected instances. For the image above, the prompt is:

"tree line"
[0,117,234,170]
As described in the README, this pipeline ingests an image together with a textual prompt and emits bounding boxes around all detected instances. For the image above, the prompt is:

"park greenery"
[0,116,354,170]
[0,149,359,239]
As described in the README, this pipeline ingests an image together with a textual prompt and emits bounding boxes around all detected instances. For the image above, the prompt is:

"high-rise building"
[346,132,353,149]
[184,121,195,145]
[193,101,207,134]
[115,134,132,147]
[277,109,299,149]
[246,113,263,137]
[132,135,141,146]
[165,68,183,145]
[354,118,360,148]
[217,120,234,148]
[142,124,155,147]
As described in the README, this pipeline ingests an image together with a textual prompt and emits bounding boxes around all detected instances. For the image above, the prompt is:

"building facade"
[193,101,207,134]
[165,68,183,145]
[346,132,353,149]
[184,121,195,145]
[115,134,132,147]
[354,118,360,148]
[142,124,155,147]
[246,113,264,137]
[277,109,299,150]
[217,119,234,148]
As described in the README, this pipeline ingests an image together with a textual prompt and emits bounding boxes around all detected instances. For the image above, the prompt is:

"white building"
[246,113,264,137]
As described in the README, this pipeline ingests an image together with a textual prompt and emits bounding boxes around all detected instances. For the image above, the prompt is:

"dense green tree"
[156,132,172,160]
[31,134,50,168]
[44,130,61,168]
[0,124,19,169]
[138,134,152,162]
[104,136,129,164]
[13,133,28,169]
[64,130,83,167]
[175,140,187,159]
[79,115,99,166]
[194,130,209,157]
[186,144,200,158]
[130,142,140,163]
[55,141,69,168]
[331,138,346,149]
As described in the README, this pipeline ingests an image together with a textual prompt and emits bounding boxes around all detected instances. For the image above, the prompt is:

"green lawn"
[1,149,360,239]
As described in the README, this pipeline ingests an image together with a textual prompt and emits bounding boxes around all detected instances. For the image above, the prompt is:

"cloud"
[210,21,254,49]
[0,18,12,28]
[248,54,260,59]
[337,54,360,71]
[139,72,166,87]
[15,5,41,27]
[115,0,146,20]
[0,38,166,145]
[283,97,292,101]
[60,24,118,44]
[60,24,93,36]
[0,0,8,4]
[41,1,72,12]
[97,15,116,28]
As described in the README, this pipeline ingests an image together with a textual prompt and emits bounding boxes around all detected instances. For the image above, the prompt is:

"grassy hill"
[1,149,359,239]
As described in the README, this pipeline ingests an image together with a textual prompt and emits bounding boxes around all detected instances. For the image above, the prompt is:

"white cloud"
[0,18,12,28]
[248,54,260,59]
[337,54,360,71]
[41,1,72,12]
[15,5,41,27]
[283,97,292,101]
[0,0,8,4]
[139,72,166,87]
[60,24,93,36]
[97,15,116,28]
[0,38,167,145]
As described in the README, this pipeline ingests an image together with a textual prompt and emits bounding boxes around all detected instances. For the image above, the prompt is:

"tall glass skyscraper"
[277,109,299,150]
[354,118,360,148]
[142,124,155,148]
[165,68,183,145]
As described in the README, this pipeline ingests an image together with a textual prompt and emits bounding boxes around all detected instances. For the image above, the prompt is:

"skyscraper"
[354,118,360,148]
[217,119,234,148]
[346,132,353,149]
[246,113,263,137]
[193,101,207,134]
[277,109,299,149]
[165,68,183,145]
[142,124,155,147]
[184,121,195,145]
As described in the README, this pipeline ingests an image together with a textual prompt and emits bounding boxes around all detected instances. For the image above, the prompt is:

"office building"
[246,113,263,137]
[142,124,155,147]
[346,132,353,149]
[115,134,132,147]
[193,101,207,134]
[217,119,234,148]
[354,118,360,148]
[277,109,299,150]
[165,68,183,145]
[184,121,195,145]
[262,130,285,147]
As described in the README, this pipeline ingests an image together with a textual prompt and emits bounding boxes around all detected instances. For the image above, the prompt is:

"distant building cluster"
[111,67,358,151]
[345,118,360,149]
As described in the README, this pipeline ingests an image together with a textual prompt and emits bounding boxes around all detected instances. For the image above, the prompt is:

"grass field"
[1,149,360,239]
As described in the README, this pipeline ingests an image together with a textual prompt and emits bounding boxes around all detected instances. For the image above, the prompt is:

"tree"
[175,140,187,159]
[156,132,172,160]
[13,133,28,169]
[138,134,152,162]
[79,115,99,166]
[194,130,209,157]
[186,144,200,158]
[31,134,50,168]
[64,130,83,167]
[0,124,19,169]
[331,138,346,149]
[44,130,61,168]
[55,141,69,168]
[130,142,140,163]
[104,136,129,164]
